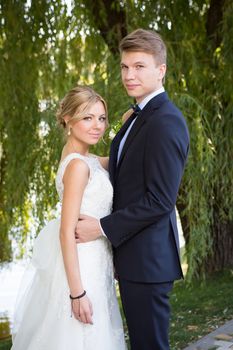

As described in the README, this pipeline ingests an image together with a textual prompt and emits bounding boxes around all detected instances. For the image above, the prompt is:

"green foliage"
[0,0,128,261]
[0,338,11,350]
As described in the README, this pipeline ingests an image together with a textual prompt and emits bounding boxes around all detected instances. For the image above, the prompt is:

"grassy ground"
[1,270,233,350]
[170,269,233,349]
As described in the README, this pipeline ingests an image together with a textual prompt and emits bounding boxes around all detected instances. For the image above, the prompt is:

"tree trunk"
[206,0,226,48]
[82,0,128,56]
[204,206,233,273]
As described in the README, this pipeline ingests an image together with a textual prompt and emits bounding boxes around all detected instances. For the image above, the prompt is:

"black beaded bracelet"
[69,290,86,300]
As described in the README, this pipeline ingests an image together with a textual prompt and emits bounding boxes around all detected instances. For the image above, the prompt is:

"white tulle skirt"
[11,218,126,350]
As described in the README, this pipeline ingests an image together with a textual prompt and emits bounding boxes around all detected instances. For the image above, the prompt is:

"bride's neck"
[62,139,89,158]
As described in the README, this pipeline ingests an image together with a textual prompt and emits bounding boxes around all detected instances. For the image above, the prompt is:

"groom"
[76,29,189,349]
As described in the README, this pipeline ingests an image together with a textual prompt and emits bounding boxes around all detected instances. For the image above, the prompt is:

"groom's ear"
[158,63,166,82]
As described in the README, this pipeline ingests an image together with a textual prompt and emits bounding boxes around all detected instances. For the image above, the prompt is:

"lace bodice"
[55,153,113,219]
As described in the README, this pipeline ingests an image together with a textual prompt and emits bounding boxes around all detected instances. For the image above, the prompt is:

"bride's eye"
[99,116,106,122]
[83,116,92,121]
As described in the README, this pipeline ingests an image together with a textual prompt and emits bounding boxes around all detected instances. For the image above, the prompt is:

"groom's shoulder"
[161,94,182,114]
[149,98,184,121]
[148,98,188,134]
[147,92,180,115]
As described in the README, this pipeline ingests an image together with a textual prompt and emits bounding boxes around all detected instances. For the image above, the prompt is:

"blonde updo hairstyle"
[56,85,108,133]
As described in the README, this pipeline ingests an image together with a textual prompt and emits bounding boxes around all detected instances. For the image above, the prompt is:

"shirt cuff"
[99,220,106,237]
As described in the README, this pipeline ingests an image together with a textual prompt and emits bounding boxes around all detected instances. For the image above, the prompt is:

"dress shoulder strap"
[59,153,92,181]
[55,153,93,200]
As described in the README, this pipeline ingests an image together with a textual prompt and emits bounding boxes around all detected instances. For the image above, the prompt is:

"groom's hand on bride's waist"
[75,214,102,243]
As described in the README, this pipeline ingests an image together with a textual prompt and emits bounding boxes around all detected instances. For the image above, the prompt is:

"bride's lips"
[89,134,101,138]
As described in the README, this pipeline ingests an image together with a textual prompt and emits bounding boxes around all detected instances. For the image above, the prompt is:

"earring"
[67,127,71,136]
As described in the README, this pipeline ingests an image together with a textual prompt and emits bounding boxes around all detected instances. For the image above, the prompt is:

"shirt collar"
[138,87,165,110]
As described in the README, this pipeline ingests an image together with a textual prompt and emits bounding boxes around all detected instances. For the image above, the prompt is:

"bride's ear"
[63,115,71,125]
[122,108,134,124]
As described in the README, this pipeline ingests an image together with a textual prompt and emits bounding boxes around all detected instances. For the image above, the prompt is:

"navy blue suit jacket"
[100,92,189,283]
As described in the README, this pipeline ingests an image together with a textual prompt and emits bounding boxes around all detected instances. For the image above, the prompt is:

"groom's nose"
[124,67,135,80]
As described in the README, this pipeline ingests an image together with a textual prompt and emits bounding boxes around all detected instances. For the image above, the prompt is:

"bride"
[11,86,126,349]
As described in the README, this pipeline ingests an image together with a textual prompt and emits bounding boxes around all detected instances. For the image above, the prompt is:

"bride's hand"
[71,295,93,324]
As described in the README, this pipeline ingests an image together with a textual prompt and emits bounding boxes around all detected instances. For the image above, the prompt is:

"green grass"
[119,269,233,349]
[1,270,233,350]
[170,269,233,349]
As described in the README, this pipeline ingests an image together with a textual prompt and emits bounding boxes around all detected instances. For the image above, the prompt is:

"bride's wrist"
[70,287,84,296]
[70,290,86,300]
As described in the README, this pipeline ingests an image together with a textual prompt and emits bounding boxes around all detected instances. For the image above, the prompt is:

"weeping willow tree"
[0,0,232,281]
[0,0,127,261]
[0,1,64,260]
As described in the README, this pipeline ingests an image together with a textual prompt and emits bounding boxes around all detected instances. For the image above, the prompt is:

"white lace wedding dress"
[11,153,126,350]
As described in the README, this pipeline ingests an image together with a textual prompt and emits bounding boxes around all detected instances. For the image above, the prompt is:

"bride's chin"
[90,139,101,145]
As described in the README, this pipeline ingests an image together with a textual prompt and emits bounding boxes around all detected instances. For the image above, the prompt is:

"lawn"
[170,269,233,349]
[1,270,233,350]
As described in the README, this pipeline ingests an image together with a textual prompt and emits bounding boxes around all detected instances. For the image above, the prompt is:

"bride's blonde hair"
[56,85,108,130]
[122,108,134,124]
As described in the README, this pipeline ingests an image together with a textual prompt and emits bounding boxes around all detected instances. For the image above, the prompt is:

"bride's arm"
[60,158,93,324]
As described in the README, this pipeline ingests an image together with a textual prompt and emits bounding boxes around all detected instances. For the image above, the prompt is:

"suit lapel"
[109,111,138,184]
[117,113,146,169]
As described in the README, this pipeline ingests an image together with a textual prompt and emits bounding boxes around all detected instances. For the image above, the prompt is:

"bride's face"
[71,101,107,146]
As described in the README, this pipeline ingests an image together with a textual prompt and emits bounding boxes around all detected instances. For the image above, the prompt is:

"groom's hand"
[75,214,102,243]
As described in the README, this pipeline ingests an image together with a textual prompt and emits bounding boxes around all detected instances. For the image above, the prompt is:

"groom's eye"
[121,64,128,70]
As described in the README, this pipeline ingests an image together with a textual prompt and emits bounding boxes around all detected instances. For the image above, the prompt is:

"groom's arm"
[101,112,189,248]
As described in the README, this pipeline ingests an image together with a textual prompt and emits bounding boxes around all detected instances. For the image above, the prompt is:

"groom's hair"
[119,28,167,66]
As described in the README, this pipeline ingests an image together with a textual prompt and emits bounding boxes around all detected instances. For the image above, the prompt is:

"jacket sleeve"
[100,113,189,248]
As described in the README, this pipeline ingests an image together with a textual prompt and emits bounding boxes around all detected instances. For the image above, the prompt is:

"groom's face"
[120,51,166,103]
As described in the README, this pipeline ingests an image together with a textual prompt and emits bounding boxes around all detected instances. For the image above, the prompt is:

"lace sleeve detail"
[55,153,93,201]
